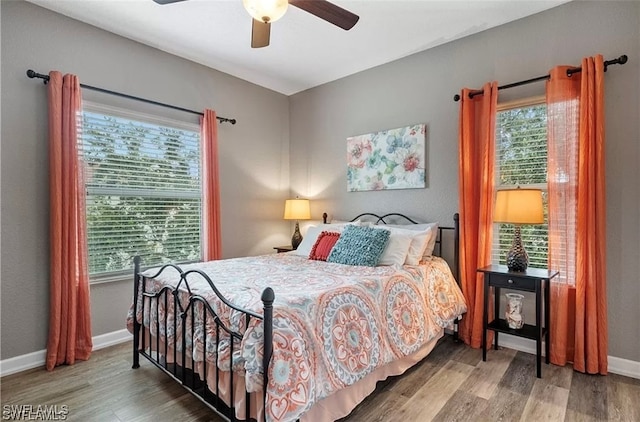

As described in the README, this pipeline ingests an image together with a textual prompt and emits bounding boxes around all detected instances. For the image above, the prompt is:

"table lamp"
[493,188,544,272]
[284,198,311,249]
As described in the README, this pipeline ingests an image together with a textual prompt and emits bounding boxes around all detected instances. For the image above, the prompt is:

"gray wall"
[290,1,640,363]
[1,1,291,359]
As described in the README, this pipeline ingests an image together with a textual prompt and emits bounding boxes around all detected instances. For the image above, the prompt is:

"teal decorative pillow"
[327,225,390,267]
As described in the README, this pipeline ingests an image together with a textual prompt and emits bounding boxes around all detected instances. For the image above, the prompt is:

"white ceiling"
[26,0,569,95]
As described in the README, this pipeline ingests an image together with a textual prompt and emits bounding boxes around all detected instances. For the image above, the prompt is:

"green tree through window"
[494,100,548,269]
[82,108,202,277]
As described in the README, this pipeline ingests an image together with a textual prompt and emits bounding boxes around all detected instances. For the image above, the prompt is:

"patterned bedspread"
[127,253,467,422]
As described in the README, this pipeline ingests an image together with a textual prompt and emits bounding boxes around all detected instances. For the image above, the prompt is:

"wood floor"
[2,337,639,421]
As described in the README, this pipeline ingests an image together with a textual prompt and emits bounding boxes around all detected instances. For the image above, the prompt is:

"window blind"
[493,103,549,269]
[82,110,202,277]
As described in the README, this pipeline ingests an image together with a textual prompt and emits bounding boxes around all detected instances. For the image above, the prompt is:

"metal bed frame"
[131,212,460,422]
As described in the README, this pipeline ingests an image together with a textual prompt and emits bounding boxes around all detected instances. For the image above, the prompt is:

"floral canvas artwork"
[347,124,426,192]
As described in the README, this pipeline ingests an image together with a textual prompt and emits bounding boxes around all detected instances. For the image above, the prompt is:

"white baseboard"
[0,349,47,378]
[497,333,640,380]
[92,329,132,351]
[0,329,132,377]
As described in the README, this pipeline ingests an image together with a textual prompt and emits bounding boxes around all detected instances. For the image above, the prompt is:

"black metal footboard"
[131,256,274,422]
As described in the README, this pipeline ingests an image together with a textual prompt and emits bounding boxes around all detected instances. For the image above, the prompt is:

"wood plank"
[390,360,475,421]
[480,387,530,421]
[520,379,570,421]
[566,371,609,420]
[477,351,538,421]
[459,346,516,399]
[497,351,538,394]
[564,408,602,422]
[432,390,489,421]
[381,360,440,397]
[420,336,469,366]
[542,361,574,390]
[341,389,408,422]
[451,343,483,367]
[125,392,218,422]
[607,375,640,422]
[383,337,467,397]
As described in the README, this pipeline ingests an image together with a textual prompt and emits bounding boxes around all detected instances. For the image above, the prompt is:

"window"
[81,104,202,279]
[493,97,549,269]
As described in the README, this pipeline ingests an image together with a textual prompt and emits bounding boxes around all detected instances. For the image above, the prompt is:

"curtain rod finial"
[26,69,49,84]
[453,94,461,102]
[218,117,237,125]
[618,55,628,64]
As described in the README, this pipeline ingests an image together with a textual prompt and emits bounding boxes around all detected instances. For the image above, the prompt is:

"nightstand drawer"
[489,273,536,291]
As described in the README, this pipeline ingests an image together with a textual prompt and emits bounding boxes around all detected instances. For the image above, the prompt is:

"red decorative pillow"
[309,231,341,261]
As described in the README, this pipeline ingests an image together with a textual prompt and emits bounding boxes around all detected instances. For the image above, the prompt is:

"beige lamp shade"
[283,199,311,220]
[494,189,544,224]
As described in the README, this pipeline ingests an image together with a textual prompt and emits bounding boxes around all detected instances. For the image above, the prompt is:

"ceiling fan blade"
[290,0,359,30]
[152,0,189,4]
[251,19,271,48]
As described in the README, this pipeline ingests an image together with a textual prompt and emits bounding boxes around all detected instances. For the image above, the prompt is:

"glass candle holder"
[505,293,525,329]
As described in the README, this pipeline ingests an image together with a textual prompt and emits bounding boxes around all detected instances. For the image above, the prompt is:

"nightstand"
[479,264,559,378]
[274,245,295,253]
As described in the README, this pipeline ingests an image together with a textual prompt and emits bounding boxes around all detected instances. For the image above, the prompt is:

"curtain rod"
[26,69,237,125]
[453,54,628,102]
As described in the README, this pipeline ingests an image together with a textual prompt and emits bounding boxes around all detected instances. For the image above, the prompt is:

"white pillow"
[293,222,359,257]
[405,227,432,264]
[373,228,413,266]
[331,219,371,227]
[386,222,439,257]
[374,226,431,265]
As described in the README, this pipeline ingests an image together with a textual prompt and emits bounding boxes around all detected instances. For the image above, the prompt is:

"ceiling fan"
[152,0,360,48]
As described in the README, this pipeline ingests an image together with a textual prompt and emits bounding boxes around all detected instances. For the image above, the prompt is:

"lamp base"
[506,225,529,272]
[291,221,303,249]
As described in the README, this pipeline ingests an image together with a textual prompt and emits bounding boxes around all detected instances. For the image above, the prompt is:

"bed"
[127,212,467,422]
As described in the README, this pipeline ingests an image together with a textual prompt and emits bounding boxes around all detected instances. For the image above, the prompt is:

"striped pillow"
[309,231,341,261]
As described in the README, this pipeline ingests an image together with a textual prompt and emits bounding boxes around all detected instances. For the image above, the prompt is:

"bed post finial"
[261,287,275,304]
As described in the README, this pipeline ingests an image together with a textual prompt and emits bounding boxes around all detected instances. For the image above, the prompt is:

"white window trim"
[496,95,545,112]
[83,101,200,133]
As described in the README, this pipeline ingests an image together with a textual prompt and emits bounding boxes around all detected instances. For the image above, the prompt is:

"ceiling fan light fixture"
[243,0,288,24]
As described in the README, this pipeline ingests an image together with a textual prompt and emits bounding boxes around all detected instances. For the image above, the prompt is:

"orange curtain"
[201,109,222,261]
[46,72,93,371]
[546,55,608,374]
[457,82,498,348]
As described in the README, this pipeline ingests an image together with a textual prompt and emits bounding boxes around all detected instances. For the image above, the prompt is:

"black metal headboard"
[322,212,460,283]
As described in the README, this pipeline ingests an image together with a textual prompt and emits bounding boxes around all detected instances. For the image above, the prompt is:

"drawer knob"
[508,279,514,284]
